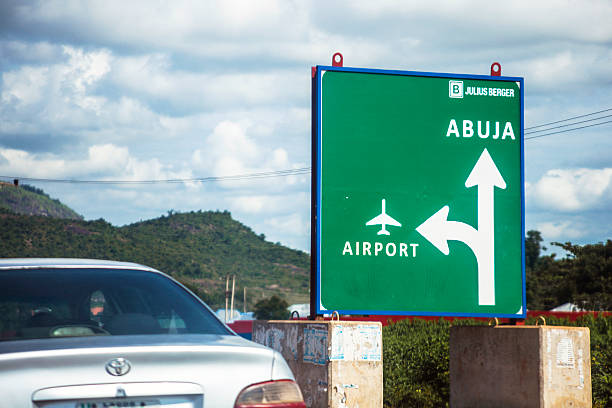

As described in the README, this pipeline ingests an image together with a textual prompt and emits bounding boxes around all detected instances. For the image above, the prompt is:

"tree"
[526,233,612,311]
[253,295,290,320]
[525,230,543,270]
[553,240,612,311]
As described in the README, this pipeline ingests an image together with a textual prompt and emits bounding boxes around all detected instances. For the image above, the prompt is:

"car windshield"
[0,268,230,341]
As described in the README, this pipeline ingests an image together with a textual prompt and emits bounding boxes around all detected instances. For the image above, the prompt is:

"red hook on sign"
[332,52,343,67]
[490,62,501,76]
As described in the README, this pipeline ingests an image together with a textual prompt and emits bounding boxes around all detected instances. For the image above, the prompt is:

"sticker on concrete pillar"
[330,325,346,360]
[330,324,382,361]
[304,327,328,365]
[357,324,382,361]
[556,337,575,368]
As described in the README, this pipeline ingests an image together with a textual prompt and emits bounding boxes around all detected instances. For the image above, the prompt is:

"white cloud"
[514,47,612,94]
[1,46,111,111]
[10,1,311,55]
[207,121,259,166]
[230,191,309,216]
[0,46,173,151]
[528,168,612,212]
[192,120,300,190]
[0,148,66,177]
[232,196,269,214]
[1,46,110,124]
[62,46,110,94]
[1,66,49,106]
[0,144,192,181]
[333,1,612,43]
[262,212,310,250]
[0,41,63,64]
[535,221,585,240]
[265,212,309,235]
[110,54,306,112]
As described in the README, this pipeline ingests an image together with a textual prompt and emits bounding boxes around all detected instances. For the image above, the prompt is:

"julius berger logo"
[449,81,464,98]
[449,80,516,99]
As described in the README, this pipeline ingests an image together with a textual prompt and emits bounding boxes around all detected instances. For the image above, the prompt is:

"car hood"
[0,334,294,407]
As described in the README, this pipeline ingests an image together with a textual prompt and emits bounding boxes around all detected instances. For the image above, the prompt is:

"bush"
[253,295,289,320]
[383,319,454,408]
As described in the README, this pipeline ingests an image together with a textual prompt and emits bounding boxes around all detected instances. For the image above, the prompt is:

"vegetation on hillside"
[0,208,309,310]
[0,182,83,220]
[0,183,82,220]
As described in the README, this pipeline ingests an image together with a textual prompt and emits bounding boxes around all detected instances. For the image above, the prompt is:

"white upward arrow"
[416,148,506,305]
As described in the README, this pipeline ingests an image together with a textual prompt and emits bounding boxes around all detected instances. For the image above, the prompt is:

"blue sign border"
[313,65,526,319]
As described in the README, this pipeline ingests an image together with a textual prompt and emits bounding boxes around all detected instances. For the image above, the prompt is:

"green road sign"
[313,66,525,318]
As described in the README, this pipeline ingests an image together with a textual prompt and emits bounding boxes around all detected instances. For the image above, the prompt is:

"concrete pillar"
[253,320,383,408]
[450,325,591,408]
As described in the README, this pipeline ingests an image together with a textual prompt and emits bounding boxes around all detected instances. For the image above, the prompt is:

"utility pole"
[230,275,236,322]
[243,287,247,313]
[224,275,229,323]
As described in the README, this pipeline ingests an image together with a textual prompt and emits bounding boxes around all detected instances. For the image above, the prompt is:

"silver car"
[0,258,305,407]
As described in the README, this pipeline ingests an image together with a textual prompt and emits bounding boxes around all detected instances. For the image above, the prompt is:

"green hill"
[0,209,310,310]
[0,182,83,220]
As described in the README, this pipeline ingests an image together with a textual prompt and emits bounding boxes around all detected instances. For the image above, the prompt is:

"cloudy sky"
[1,0,611,252]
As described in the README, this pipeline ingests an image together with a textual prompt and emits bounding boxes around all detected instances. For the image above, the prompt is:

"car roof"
[0,258,158,272]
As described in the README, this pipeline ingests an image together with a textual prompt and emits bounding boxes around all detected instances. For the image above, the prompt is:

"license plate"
[75,399,161,407]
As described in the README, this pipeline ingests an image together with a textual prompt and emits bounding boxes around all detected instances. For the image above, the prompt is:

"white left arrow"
[415,205,478,256]
[416,148,506,305]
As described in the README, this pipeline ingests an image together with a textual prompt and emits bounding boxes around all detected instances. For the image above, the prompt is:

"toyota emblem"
[105,358,131,376]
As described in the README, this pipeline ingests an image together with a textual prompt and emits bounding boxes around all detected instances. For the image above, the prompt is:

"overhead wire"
[523,107,612,140]
[524,108,612,131]
[1,108,611,184]
[0,167,311,185]
[525,113,612,135]
[525,118,612,140]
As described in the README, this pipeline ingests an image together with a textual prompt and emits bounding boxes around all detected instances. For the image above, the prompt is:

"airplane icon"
[366,199,401,235]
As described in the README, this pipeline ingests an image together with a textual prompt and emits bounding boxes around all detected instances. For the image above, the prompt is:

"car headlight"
[234,379,306,408]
